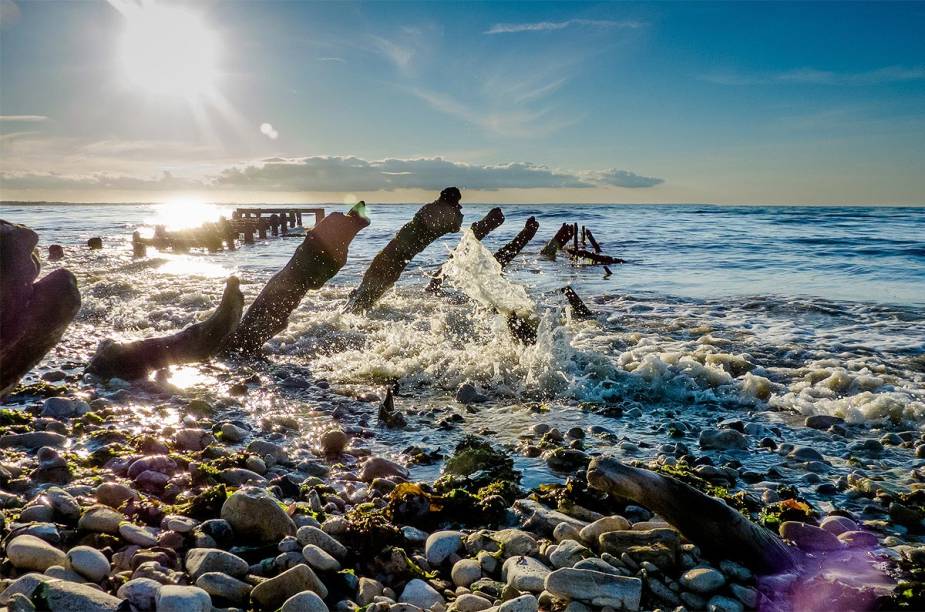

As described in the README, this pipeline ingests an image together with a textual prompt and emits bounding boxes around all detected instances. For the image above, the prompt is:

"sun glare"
[117,2,220,99]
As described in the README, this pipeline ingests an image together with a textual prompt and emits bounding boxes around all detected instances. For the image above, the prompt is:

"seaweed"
[387,481,509,529]
[339,503,403,556]
[0,408,32,426]
[758,498,817,531]
[170,484,229,520]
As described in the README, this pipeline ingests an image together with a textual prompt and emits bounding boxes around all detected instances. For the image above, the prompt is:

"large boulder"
[220,488,296,543]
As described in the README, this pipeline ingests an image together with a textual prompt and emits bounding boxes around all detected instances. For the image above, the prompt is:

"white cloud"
[587,168,664,189]
[0,115,48,122]
[485,19,644,35]
[1,156,664,192]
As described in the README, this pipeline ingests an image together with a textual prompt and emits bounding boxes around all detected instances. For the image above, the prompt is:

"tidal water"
[2,202,924,490]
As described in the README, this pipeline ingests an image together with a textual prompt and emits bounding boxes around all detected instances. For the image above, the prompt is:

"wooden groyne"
[132,207,326,254]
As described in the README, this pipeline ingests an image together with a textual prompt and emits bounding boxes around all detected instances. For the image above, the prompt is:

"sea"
[2,202,924,491]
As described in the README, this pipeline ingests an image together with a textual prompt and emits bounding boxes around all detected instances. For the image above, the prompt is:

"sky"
[1,0,923,205]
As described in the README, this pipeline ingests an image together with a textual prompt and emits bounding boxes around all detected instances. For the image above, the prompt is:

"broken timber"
[587,457,797,574]
[345,188,464,314]
[223,203,370,355]
[494,216,539,268]
[86,276,244,380]
[539,223,575,260]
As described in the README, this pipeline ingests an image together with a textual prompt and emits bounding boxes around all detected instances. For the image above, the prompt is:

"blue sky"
[1,0,923,204]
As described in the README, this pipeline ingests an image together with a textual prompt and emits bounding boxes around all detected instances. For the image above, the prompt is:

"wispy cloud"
[0,115,48,122]
[1,155,665,192]
[409,87,578,138]
[485,19,644,35]
[701,65,925,86]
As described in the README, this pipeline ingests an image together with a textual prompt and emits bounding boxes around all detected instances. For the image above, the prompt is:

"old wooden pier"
[133,207,326,254]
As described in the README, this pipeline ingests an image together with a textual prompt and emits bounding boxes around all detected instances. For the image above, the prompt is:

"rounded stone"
[319,429,349,455]
[426,530,464,565]
[155,585,212,612]
[6,535,66,571]
[281,590,330,612]
[680,567,726,594]
[399,578,444,610]
[66,545,110,582]
[303,544,341,571]
[221,488,296,543]
[451,558,482,587]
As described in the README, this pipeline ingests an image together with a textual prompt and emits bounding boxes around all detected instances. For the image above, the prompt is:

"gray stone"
[492,529,539,557]
[96,482,136,508]
[779,521,842,552]
[6,535,66,571]
[708,594,744,612]
[451,558,482,587]
[196,571,252,606]
[549,539,590,569]
[729,583,758,608]
[41,397,89,418]
[220,422,248,443]
[499,594,538,612]
[578,516,630,545]
[303,544,341,571]
[805,415,843,430]
[819,515,858,536]
[0,432,67,449]
[502,556,551,592]
[358,456,408,482]
[680,567,726,594]
[297,526,347,558]
[155,585,212,612]
[456,382,488,404]
[455,593,493,612]
[117,578,161,611]
[119,523,159,546]
[251,564,328,610]
[698,429,747,451]
[185,547,249,579]
[31,580,123,611]
[219,467,267,486]
[78,505,123,534]
[281,590,330,612]
[545,568,642,610]
[789,446,825,462]
[0,574,53,606]
[319,429,348,455]
[426,530,464,565]
[398,578,444,610]
[221,488,296,543]
[65,545,110,582]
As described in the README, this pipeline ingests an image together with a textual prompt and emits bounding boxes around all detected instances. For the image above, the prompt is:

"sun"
[116,2,220,99]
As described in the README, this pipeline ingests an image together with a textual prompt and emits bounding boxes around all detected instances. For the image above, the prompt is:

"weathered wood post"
[1,221,81,396]
[270,214,279,236]
[220,218,236,251]
[222,202,370,354]
[258,216,267,239]
[87,276,244,379]
[243,220,255,244]
[346,188,464,313]
[296,212,303,226]
[289,212,296,228]
[494,216,539,268]
[132,231,147,257]
[539,223,574,260]
[281,217,289,235]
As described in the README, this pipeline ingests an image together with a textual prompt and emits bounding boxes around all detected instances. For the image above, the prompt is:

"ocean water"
[2,202,924,489]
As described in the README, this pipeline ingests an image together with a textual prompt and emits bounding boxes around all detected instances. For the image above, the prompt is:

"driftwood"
[564,248,625,265]
[561,286,593,317]
[494,216,539,268]
[87,276,244,379]
[345,187,464,313]
[586,457,797,574]
[426,207,505,292]
[0,221,82,396]
[539,223,574,260]
[223,203,371,354]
